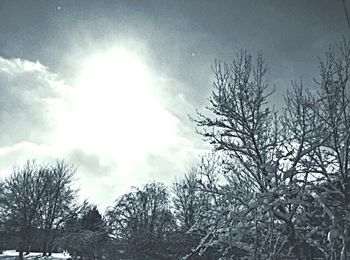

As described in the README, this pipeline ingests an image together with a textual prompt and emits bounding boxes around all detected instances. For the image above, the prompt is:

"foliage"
[60,203,111,260]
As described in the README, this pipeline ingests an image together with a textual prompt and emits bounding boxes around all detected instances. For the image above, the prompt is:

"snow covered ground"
[0,250,70,259]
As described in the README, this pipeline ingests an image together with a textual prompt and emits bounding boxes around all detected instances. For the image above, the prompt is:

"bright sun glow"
[56,47,179,167]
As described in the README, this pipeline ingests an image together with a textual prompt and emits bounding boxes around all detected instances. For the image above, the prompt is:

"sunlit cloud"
[0,47,205,208]
[55,46,184,168]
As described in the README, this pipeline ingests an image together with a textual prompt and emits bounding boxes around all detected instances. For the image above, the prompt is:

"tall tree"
[39,160,77,256]
[2,161,48,260]
[191,51,314,259]
[298,40,350,259]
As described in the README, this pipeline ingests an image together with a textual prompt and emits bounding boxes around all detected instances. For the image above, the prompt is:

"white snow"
[0,250,70,259]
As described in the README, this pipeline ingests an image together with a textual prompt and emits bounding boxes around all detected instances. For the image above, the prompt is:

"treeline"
[1,39,350,259]
[0,158,220,259]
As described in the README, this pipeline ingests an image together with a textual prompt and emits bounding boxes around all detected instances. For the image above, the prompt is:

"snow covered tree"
[172,158,224,259]
[193,51,277,194]
[190,40,350,260]
[293,39,350,259]
[191,51,316,259]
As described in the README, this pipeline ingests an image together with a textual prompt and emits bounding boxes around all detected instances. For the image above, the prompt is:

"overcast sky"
[0,0,348,209]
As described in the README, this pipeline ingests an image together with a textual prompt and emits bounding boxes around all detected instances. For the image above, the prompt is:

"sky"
[0,0,348,209]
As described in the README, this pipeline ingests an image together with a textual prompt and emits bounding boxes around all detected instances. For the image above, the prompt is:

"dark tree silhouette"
[106,182,176,259]
[39,160,77,256]
[2,161,48,260]
[61,202,110,260]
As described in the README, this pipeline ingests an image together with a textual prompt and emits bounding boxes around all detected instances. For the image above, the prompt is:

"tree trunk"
[42,229,49,256]
[25,237,30,255]
[24,225,31,255]
[18,250,24,260]
[48,227,59,256]
[42,239,48,256]
[48,233,55,256]
[289,224,302,260]
[18,226,29,259]
[18,237,24,259]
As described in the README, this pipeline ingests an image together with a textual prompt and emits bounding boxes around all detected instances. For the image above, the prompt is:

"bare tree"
[173,167,202,231]
[192,52,278,257]
[106,182,175,259]
[191,51,315,259]
[39,160,77,256]
[2,161,48,260]
[0,160,77,259]
[189,39,350,259]
[297,40,350,260]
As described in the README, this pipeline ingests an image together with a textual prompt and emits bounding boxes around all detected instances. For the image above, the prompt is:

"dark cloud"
[0,1,346,105]
[68,149,117,178]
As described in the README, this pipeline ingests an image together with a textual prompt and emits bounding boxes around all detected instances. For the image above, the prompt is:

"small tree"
[62,203,109,260]
[173,167,202,231]
[172,159,225,259]
[106,182,175,259]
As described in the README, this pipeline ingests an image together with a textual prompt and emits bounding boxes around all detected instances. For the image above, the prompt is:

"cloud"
[0,56,64,146]
[0,142,58,179]
[0,54,208,210]
[68,148,117,178]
